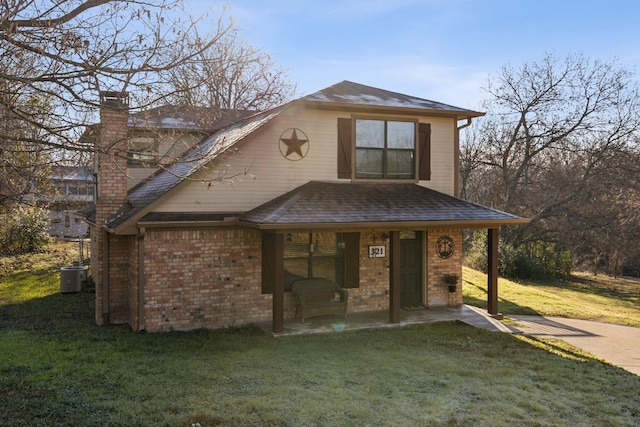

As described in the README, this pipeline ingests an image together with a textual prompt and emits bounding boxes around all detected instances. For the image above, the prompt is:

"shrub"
[0,205,51,254]
[464,231,572,280]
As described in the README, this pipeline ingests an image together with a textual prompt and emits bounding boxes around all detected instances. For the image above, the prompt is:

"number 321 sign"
[368,245,386,258]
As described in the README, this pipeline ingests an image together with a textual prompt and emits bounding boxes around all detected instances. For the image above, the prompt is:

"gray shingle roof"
[240,181,526,229]
[129,107,259,131]
[302,81,483,117]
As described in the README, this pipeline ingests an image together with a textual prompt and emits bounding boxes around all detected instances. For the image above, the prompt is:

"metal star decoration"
[279,128,309,160]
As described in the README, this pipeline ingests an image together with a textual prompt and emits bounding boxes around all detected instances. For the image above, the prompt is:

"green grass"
[1,243,639,426]
[463,266,640,327]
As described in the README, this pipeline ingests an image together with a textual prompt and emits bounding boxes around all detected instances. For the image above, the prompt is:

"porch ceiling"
[239,181,527,230]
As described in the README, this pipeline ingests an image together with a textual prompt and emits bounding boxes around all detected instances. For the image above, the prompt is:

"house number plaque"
[368,245,386,258]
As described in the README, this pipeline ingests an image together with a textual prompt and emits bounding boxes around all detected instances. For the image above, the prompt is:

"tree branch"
[1,0,112,30]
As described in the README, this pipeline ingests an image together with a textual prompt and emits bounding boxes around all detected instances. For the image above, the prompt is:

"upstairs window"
[355,119,415,179]
[338,118,431,181]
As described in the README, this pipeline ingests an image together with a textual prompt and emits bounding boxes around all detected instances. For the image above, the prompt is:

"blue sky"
[190,0,640,110]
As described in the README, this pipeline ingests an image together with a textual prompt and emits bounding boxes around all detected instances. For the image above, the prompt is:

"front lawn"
[1,243,639,426]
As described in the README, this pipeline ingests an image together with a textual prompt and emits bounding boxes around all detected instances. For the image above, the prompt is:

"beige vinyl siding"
[154,105,342,213]
[419,116,456,195]
[153,105,457,213]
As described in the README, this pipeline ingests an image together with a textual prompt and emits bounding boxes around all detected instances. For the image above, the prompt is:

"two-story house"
[87,81,526,333]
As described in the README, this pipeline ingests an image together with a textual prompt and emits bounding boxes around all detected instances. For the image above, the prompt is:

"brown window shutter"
[418,123,431,180]
[261,233,283,294]
[343,232,360,288]
[337,118,352,179]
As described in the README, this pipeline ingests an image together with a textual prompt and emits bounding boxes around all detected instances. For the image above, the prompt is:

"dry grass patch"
[463,266,640,327]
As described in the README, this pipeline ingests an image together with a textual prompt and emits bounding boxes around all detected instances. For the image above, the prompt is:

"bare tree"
[0,0,236,206]
[0,48,55,209]
[461,53,640,275]
[163,27,296,110]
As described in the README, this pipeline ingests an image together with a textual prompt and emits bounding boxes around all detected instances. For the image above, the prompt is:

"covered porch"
[240,181,528,334]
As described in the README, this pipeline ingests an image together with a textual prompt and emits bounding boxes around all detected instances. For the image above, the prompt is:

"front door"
[400,231,422,308]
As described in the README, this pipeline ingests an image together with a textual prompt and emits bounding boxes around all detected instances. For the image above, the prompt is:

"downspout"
[455,117,474,198]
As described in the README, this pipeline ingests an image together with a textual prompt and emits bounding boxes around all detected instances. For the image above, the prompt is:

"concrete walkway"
[501,315,640,376]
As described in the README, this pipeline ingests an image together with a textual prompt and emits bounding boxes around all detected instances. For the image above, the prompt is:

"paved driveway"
[507,315,640,376]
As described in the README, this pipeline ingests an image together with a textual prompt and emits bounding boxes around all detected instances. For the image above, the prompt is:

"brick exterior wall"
[89,225,102,322]
[350,229,464,312]
[138,228,462,332]
[107,235,135,324]
[129,236,141,330]
[97,221,463,331]
[349,231,391,312]
[142,228,273,332]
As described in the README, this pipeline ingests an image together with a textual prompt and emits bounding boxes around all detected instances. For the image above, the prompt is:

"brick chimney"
[96,91,129,223]
[92,91,129,326]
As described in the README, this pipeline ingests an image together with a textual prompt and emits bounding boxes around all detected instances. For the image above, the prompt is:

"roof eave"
[300,99,485,119]
[238,217,530,231]
[136,218,240,229]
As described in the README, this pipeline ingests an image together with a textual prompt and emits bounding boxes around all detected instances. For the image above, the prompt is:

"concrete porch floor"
[255,304,511,336]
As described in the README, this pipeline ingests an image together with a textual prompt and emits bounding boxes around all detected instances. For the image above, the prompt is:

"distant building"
[47,166,93,238]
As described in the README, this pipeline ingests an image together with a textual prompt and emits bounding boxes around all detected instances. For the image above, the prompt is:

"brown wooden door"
[400,232,422,307]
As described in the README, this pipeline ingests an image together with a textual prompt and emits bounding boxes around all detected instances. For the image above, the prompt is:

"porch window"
[261,232,360,294]
[338,118,431,180]
[284,233,346,291]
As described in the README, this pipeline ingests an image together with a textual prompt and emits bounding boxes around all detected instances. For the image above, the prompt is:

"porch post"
[272,233,285,333]
[389,231,401,323]
[487,228,499,315]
